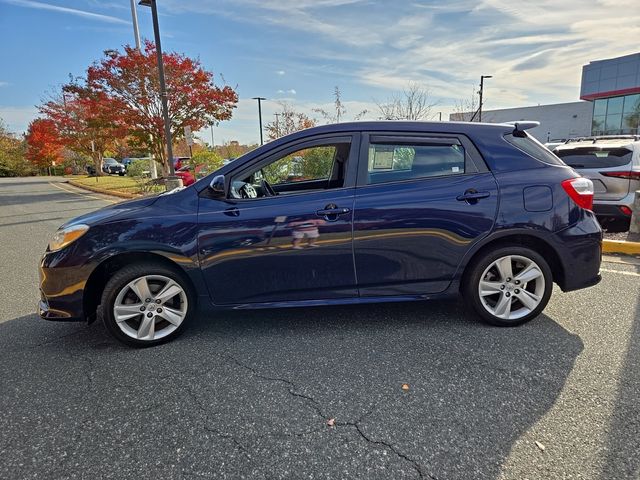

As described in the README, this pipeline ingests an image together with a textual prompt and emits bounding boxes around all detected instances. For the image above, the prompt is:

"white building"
[450,52,640,142]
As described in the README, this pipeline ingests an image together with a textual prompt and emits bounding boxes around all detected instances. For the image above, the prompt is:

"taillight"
[620,205,633,216]
[600,170,640,180]
[562,177,594,210]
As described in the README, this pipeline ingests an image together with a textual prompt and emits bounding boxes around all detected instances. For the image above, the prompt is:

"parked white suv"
[554,135,640,231]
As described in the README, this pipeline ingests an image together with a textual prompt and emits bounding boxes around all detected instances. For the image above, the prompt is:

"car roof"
[245,120,516,156]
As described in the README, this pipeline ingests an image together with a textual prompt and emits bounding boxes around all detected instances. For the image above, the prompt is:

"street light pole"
[478,75,492,122]
[129,0,141,50]
[139,0,180,189]
[252,97,266,145]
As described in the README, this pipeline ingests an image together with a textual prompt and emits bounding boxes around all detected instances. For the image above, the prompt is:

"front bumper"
[38,257,91,322]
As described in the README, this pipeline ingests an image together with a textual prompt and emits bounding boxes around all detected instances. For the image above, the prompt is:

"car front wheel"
[464,246,553,327]
[100,262,194,347]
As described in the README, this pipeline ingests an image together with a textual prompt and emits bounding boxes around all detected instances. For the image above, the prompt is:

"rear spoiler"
[504,121,540,137]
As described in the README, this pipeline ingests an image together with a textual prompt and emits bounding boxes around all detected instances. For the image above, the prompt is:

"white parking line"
[600,268,640,277]
[49,181,118,204]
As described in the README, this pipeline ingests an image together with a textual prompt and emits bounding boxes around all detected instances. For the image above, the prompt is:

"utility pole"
[139,0,180,189]
[252,97,266,145]
[478,75,492,122]
[210,123,215,150]
[129,0,141,50]
[274,112,280,138]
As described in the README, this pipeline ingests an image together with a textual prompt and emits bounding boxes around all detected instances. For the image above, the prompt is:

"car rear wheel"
[100,262,194,347]
[463,246,553,327]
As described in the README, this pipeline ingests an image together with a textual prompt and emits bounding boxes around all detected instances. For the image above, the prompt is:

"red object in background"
[64,166,73,175]
[175,164,207,186]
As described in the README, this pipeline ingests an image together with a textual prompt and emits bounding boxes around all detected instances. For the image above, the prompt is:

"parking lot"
[0,176,638,479]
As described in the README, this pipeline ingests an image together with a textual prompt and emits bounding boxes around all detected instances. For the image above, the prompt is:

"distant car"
[39,120,602,347]
[554,135,640,231]
[102,158,126,176]
[175,165,195,186]
[175,164,209,186]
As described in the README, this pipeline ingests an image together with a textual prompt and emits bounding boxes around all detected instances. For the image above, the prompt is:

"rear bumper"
[553,211,603,292]
[593,203,632,222]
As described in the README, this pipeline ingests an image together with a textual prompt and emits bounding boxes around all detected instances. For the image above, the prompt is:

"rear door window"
[555,147,633,168]
[366,142,466,185]
[504,132,566,166]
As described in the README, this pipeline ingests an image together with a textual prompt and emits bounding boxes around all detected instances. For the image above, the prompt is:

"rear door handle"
[456,191,490,202]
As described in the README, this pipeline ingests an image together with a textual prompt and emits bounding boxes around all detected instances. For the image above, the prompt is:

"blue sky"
[0,0,638,144]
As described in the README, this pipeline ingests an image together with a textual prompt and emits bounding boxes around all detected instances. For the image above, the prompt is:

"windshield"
[555,147,633,168]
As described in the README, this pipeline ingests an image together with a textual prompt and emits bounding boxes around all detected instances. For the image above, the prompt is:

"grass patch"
[69,175,163,196]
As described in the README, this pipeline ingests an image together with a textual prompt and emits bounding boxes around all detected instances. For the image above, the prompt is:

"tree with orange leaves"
[40,81,127,175]
[87,41,238,173]
[25,118,64,170]
[265,103,316,141]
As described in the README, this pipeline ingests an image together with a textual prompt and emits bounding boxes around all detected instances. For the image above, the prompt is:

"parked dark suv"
[39,121,602,346]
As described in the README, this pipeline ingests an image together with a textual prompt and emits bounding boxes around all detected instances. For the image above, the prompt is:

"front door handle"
[456,190,490,203]
[316,204,351,221]
[316,207,350,216]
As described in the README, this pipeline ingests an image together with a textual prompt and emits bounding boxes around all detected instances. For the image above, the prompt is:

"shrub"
[188,151,223,181]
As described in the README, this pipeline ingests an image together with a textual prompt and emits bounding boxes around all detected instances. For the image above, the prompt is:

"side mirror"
[209,174,227,198]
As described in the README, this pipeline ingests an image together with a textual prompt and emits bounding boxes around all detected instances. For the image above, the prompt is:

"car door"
[197,134,360,305]
[353,132,498,296]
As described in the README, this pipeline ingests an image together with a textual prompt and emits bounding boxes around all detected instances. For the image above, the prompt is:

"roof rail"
[565,135,640,144]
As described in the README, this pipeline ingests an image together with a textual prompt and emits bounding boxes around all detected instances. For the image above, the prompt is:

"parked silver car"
[554,135,640,231]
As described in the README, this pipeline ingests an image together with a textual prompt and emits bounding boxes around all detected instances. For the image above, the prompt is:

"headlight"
[48,224,89,252]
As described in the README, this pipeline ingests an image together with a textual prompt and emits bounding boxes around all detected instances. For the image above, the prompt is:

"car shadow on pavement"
[0,300,583,479]
[600,293,640,479]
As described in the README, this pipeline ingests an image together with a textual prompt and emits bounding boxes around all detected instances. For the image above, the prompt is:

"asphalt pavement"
[0,176,638,479]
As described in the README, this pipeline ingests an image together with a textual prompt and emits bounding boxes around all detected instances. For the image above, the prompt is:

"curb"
[67,180,139,200]
[602,239,640,255]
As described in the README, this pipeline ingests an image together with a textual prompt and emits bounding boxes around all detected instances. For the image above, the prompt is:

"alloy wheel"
[477,255,546,320]
[113,274,188,341]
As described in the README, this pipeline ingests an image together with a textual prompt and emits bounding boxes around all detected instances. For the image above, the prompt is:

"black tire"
[463,246,553,327]
[100,262,195,347]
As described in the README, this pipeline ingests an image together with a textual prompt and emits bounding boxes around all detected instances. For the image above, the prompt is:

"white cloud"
[1,0,129,24]
[170,0,639,113]
[0,82,9,88]
[0,106,39,134]
[276,70,286,76]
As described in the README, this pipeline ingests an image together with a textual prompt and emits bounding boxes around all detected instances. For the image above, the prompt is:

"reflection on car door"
[197,136,359,305]
[353,133,499,296]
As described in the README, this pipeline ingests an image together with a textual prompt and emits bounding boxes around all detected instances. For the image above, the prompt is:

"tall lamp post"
[478,75,492,122]
[252,97,266,145]
[138,0,181,189]
[129,0,141,50]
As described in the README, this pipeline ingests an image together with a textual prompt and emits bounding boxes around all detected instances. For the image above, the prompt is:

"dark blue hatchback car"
[39,121,602,346]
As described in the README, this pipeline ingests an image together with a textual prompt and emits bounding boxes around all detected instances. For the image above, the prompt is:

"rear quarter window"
[504,133,566,166]
[555,147,633,169]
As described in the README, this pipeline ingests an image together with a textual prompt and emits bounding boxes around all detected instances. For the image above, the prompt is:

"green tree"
[189,150,224,180]
[0,120,31,177]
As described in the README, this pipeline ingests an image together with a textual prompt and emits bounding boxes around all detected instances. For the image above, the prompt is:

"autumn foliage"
[25,119,64,169]
[87,41,238,172]
[265,104,316,141]
[36,41,238,174]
